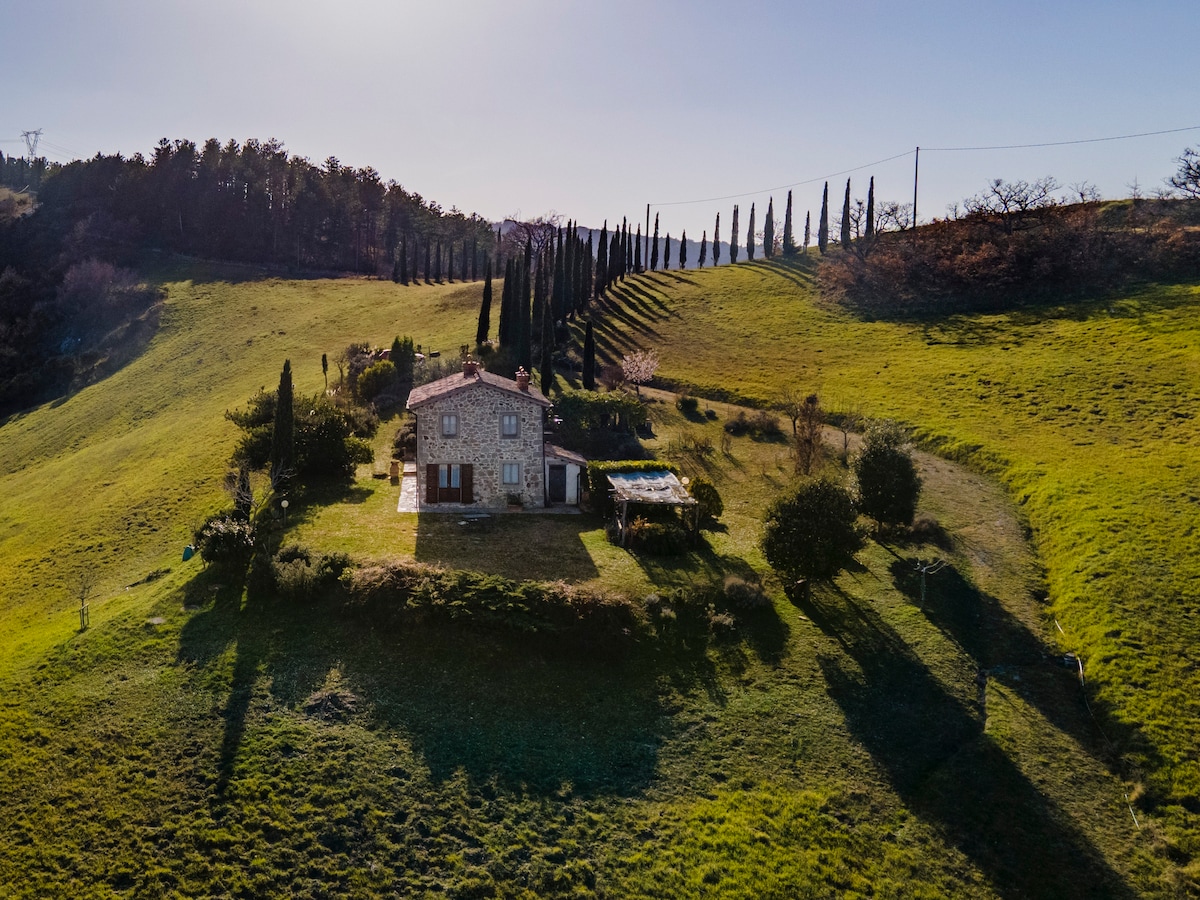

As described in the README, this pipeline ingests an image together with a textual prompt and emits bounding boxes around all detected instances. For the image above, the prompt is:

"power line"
[649,123,1200,211]
[924,124,1200,153]
[651,150,913,207]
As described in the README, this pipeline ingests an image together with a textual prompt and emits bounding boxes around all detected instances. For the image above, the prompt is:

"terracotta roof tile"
[407,368,552,409]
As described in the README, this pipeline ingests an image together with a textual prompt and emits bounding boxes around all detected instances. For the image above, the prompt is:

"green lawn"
[0,256,1194,895]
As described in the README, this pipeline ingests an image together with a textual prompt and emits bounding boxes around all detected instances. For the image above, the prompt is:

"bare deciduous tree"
[1168,148,1200,198]
[876,201,914,233]
[795,393,824,475]
[962,177,1060,234]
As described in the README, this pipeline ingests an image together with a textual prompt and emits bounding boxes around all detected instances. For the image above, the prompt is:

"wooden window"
[500,413,519,438]
[440,414,458,437]
[502,462,520,485]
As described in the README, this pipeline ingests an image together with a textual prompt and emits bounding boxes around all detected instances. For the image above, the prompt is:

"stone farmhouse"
[406,360,585,509]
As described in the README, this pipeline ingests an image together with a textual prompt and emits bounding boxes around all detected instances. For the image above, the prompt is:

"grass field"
[0,256,1195,895]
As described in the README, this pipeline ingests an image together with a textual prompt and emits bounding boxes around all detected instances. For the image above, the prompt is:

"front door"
[548,465,567,504]
[438,463,462,502]
[425,463,473,504]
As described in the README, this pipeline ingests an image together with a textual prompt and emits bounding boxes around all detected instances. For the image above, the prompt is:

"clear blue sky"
[4,0,1196,242]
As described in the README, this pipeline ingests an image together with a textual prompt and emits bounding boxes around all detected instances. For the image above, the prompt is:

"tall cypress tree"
[679,230,687,269]
[539,290,554,395]
[608,232,620,287]
[763,197,775,259]
[619,219,627,280]
[551,228,565,319]
[582,320,596,391]
[782,190,795,256]
[650,214,660,270]
[804,210,811,253]
[841,179,852,249]
[730,205,740,263]
[476,260,493,345]
[564,222,576,315]
[533,246,549,330]
[583,231,594,303]
[270,359,294,485]
[713,212,721,265]
[699,230,708,267]
[518,242,533,372]
[594,221,608,299]
[663,234,671,270]
[818,183,829,254]
[865,176,876,240]
[746,203,756,261]
[498,258,514,347]
[634,225,642,272]
[625,231,632,276]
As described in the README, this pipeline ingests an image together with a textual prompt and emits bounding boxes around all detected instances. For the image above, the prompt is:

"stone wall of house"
[415,383,546,507]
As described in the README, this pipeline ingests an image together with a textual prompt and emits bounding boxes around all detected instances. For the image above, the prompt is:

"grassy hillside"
[0,257,1194,896]
[592,261,1200,834]
[0,263,485,676]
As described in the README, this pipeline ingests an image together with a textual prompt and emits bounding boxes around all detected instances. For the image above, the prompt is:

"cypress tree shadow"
[888,557,1119,761]
[804,587,1135,899]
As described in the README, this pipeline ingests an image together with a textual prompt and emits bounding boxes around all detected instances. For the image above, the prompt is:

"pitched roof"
[407,368,552,410]
[545,443,588,466]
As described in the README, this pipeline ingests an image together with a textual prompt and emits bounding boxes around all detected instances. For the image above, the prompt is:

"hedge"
[342,561,647,652]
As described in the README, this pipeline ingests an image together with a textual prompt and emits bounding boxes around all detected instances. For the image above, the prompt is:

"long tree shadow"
[804,586,1135,899]
[888,557,1118,760]
[176,567,265,796]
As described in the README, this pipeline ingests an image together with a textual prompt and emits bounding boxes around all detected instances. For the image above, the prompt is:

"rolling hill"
[0,255,1196,896]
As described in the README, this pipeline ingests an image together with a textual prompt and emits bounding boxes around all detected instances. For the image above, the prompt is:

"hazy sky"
[4,0,1197,242]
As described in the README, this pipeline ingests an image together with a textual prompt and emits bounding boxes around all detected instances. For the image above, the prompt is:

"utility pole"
[914,557,946,606]
[21,129,43,159]
[912,146,920,231]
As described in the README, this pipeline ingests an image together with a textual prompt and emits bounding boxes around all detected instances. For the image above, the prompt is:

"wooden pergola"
[606,470,698,547]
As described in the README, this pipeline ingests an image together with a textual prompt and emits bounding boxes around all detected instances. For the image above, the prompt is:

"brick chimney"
[515,367,530,391]
[463,356,479,377]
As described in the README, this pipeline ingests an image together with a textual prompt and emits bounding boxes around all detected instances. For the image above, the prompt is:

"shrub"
[676,394,700,416]
[195,513,255,570]
[707,605,737,637]
[689,477,723,526]
[627,517,689,555]
[762,476,863,584]
[853,421,921,530]
[724,409,783,439]
[392,417,416,459]
[724,575,771,610]
[356,359,396,402]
